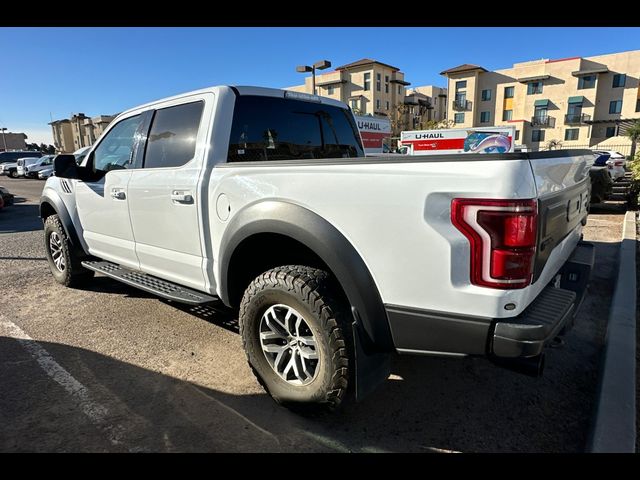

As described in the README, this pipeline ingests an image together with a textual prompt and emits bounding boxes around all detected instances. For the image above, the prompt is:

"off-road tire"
[44,214,94,288]
[239,265,351,411]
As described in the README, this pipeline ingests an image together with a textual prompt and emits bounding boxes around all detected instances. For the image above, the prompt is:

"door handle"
[171,191,193,204]
[110,190,126,200]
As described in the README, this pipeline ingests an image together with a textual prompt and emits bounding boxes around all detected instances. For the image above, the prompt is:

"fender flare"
[218,200,394,352]
[39,191,89,255]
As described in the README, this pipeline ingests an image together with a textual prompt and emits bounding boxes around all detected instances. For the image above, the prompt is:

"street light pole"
[296,60,331,95]
[0,128,7,152]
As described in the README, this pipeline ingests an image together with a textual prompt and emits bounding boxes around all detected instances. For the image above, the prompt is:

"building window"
[481,89,491,101]
[605,126,616,138]
[363,73,371,91]
[564,128,579,141]
[504,86,515,98]
[327,85,334,95]
[612,73,626,88]
[350,99,359,110]
[454,113,465,124]
[578,75,595,89]
[480,111,490,123]
[385,75,389,93]
[609,100,623,114]
[527,82,543,95]
[397,85,402,95]
[502,110,513,121]
[376,99,380,110]
[376,73,381,92]
[532,130,545,142]
[534,105,548,121]
[515,130,520,141]
[385,101,389,110]
[456,80,467,90]
[636,99,640,112]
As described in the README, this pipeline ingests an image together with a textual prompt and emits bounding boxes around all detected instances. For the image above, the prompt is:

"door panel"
[127,97,211,291]
[128,166,204,289]
[76,113,146,269]
[76,170,138,268]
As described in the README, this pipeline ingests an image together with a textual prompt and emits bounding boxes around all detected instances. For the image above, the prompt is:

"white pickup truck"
[41,86,595,410]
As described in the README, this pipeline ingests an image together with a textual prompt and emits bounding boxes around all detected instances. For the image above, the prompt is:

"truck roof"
[116,85,348,119]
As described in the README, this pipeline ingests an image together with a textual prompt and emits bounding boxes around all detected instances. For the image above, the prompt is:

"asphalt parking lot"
[0,177,626,452]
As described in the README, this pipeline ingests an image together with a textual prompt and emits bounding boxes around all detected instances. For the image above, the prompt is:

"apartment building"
[49,119,74,153]
[50,113,116,153]
[287,58,411,116]
[407,86,448,122]
[403,85,448,129]
[440,50,640,151]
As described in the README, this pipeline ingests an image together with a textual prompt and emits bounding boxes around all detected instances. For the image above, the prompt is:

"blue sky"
[1,27,640,144]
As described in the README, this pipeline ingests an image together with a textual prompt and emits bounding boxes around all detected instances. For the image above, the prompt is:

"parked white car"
[20,155,55,178]
[38,166,55,179]
[594,150,627,181]
[16,157,44,177]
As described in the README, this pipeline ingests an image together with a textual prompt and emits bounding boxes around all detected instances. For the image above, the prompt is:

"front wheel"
[239,265,351,411]
[44,214,94,288]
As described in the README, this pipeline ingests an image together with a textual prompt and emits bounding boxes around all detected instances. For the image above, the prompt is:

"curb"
[588,210,637,452]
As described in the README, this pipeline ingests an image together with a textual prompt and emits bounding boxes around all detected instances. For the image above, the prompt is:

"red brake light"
[451,198,538,289]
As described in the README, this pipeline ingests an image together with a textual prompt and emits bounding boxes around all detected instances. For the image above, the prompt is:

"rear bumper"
[387,241,595,359]
[492,241,594,358]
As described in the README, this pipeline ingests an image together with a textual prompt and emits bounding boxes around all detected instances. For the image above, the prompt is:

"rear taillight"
[614,161,624,167]
[451,198,538,289]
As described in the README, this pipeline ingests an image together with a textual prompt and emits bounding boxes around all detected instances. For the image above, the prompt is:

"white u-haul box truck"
[401,125,516,155]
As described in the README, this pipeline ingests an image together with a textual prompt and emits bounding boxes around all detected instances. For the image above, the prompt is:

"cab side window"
[144,101,204,169]
[92,115,143,172]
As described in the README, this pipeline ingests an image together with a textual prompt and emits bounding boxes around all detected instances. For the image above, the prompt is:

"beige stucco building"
[49,119,74,153]
[441,49,640,152]
[407,85,448,122]
[286,58,412,117]
[286,59,447,136]
[50,113,116,153]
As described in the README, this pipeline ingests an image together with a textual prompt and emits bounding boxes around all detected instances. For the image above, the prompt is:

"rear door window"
[143,101,204,169]
[227,95,364,162]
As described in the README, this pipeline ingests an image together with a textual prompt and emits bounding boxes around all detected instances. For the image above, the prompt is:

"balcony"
[531,115,555,127]
[453,99,472,111]
[564,113,591,124]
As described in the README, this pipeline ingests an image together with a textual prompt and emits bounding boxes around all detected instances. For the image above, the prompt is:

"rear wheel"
[44,214,94,287]
[239,265,351,411]
[9,170,18,178]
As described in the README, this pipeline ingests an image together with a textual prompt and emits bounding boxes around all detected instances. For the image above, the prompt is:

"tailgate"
[528,150,592,282]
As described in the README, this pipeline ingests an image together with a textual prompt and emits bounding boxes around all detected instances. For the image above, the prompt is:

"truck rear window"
[227,95,364,162]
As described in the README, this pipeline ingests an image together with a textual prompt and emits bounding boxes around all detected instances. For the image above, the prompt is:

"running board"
[81,260,217,305]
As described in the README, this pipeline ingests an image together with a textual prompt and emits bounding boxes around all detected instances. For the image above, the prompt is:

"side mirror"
[54,155,82,179]
[54,154,97,181]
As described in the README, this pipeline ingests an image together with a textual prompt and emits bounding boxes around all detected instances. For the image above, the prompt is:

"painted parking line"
[0,316,133,450]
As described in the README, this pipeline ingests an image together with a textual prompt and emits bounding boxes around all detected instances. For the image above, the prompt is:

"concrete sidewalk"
[588,210,637,452]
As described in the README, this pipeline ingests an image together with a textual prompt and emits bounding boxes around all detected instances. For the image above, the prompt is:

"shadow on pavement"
[589,202,628,215]
[0,204,42,234]
[0,239,619,453]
